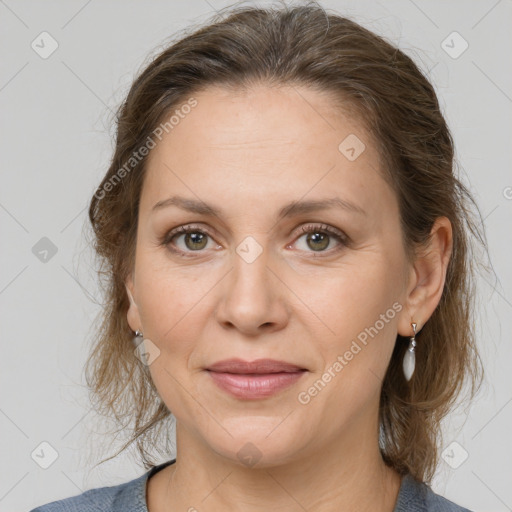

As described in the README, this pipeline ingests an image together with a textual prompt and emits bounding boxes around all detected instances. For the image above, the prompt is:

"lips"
[205,358,307,399]
[206,358,306,374]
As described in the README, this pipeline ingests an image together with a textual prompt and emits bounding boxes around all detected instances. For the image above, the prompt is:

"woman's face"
[126,84,414,466]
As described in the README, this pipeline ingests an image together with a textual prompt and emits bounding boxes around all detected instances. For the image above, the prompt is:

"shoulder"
[28,469,150,512]
[395,474,473,512]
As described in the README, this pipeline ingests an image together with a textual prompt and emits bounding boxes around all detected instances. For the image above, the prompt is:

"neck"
[150,418,402,512]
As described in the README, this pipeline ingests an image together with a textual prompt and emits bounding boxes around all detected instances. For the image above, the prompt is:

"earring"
[133,329,144,347]
[403,322,417,381]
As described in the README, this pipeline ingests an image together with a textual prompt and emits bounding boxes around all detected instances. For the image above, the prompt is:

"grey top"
[30,459,472,511]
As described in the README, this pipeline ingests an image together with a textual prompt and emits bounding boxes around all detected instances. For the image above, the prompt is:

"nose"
[214,242,290,336]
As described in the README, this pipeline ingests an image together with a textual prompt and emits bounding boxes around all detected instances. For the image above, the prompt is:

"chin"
[203,415,309,469]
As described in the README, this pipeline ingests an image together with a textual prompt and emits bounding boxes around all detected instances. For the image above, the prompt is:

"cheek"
[135,245,201,319]
[308,259,400,340]
[134,261,199,356]
[136,271,210,418]
[304,255,403,392]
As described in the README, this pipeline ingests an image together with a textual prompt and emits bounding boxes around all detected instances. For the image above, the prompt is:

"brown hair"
[85,1,487,483]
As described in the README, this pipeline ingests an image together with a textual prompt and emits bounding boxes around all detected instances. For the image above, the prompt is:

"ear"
[398,216,453,336]
[125,273,142,333]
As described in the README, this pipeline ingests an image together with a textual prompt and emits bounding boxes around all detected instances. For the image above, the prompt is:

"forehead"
[151,83,370,151]
[140,84,393,220]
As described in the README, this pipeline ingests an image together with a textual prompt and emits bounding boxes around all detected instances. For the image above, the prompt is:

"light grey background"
[1,0,511,510]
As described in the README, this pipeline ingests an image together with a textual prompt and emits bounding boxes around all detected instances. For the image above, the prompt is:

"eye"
[291,223,348,254]
[161,225,219,257]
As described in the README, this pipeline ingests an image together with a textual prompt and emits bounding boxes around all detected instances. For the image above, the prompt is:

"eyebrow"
[151,195,366,218]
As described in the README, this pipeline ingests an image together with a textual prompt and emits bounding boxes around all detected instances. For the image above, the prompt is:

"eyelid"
[294,223,348,244]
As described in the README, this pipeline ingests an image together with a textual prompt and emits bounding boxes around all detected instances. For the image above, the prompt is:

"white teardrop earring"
[403,322,417,381]
[133,329,144,347]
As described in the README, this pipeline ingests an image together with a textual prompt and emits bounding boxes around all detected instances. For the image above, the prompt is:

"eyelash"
[161,223,349,258]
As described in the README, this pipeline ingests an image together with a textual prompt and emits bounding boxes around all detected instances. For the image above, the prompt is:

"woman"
[31,2,485,511]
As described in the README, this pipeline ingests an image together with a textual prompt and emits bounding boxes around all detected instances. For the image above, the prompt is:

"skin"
[125,83,453,512]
